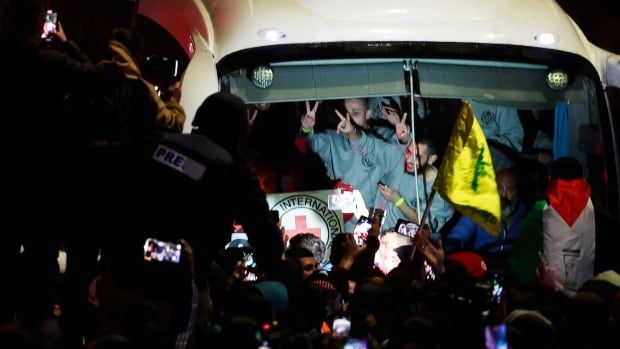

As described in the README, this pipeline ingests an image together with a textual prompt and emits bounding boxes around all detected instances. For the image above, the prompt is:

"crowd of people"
[1,1,619,348]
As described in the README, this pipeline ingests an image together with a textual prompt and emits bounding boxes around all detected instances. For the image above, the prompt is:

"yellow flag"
[432,101,501,236]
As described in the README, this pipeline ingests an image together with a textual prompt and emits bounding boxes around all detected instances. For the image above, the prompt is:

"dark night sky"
[557,0,620,52]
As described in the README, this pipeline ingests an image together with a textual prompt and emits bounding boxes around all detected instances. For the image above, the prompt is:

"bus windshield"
[219,48,614,218]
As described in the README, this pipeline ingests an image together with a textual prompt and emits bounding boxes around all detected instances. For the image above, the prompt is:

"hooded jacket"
[107,39,185,132]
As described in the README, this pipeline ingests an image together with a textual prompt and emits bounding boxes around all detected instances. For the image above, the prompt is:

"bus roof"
[199,0,594,63]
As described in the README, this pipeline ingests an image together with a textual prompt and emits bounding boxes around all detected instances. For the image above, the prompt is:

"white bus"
[142,0,620,233]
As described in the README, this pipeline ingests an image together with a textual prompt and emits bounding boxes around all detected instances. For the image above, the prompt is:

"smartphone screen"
[332,317,351,337]
[42,10,57,41]
[344,338,368,349]
[424,260,437,282]
[489,271,504,304]
[143,238,182,264]
[395,219,419,238]
[353,216,374,246]
[484,323,508,349]
[374,231,413,275]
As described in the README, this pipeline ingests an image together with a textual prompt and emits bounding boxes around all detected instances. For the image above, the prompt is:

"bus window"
[226,57,616,217]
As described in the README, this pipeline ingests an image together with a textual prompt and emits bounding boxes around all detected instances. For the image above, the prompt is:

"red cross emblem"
[284,215,322,241]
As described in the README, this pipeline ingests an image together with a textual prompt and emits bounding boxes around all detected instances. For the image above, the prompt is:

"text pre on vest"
[152,144,206,181]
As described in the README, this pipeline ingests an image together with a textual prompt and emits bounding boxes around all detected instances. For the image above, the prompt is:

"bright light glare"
[258,29,287,41]
[535,32,558,45]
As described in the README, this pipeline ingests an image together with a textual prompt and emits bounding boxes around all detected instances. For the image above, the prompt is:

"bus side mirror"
[606,54,620,88]
[596,46,620,89]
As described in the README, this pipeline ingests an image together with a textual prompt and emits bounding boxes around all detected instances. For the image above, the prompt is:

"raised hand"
[413,226,445,275]
[335,109,355,134]
[167,81,182,102]
[247,108,258,129]
[51,21,68,42]
[395,112,410,142]
[382,105,401,126]
[301,100,319,129]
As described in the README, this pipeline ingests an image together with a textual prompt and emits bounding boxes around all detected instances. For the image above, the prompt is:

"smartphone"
[374,231,414,275]
[243,270,259,282]
[332,317,351,337]
[344,338,369,349]
[395,219,419,238]
[143,238,182,264]
[484,323,508,349]
[353,216,374,246]
[269,210,280,222]
[424,260,437,282]
[42,10,58,41]
[489,271,504,304]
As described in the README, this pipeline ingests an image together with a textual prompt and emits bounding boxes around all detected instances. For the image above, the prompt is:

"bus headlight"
[250,65,274,89]
[546,69,569,91]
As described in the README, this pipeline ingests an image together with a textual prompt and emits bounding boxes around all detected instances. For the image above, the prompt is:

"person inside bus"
[301,98,411,144]
[377,135,455,239]
[470,100,525,171]
[444,168,527,257]
[298,99,405,215]
[368,96,412,144]
[507,156,609,290]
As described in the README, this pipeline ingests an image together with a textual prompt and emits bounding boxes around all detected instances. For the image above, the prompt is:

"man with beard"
[444,168,527,255]
[378,136,455,239]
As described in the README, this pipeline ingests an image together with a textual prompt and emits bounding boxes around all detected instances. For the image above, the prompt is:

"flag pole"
[418,189,436,229]
[407,189,436,263]
[408,61,422,222]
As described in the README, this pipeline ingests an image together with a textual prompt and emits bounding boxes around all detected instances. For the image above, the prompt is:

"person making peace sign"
[298,99,406,228]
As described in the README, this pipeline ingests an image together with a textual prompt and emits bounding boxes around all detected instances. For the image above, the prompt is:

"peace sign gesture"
[335,109,356,135]
[247,108,258,129]
[301,100,320,129]
[382,106,410,142]
[394,112,410,142]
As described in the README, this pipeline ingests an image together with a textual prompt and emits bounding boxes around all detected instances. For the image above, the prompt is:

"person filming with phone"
[0,0,96,329]
[378,135,454,238]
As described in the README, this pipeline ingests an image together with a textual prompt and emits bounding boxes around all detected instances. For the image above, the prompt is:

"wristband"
[301,126,312,134]
[394,197,405,208]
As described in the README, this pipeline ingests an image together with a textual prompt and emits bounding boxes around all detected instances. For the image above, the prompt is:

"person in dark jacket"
[0,0,95,328]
